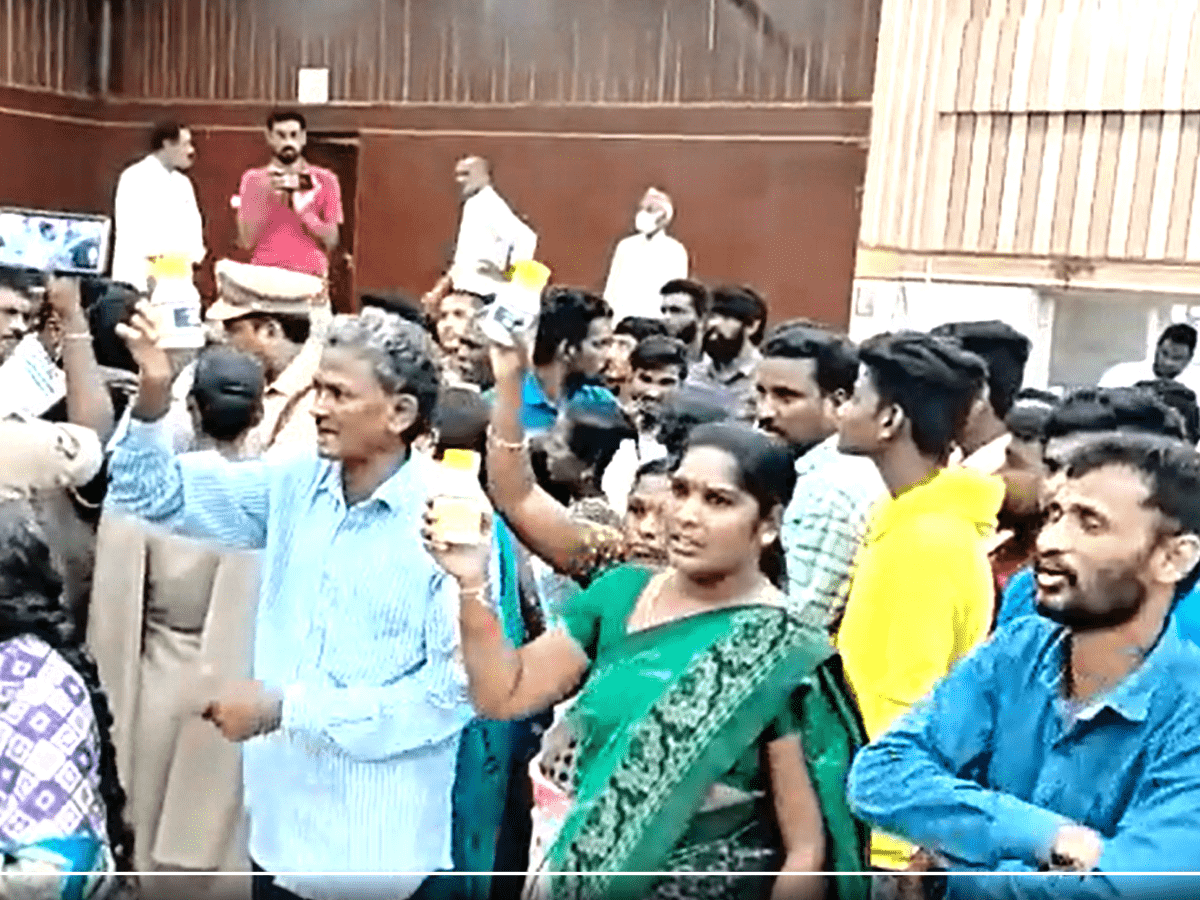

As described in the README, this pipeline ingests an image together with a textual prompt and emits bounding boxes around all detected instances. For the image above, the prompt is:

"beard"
[275,146,300,164]
[701,327,744,364]
[670,322,698,346]
[1035,560,1148,632]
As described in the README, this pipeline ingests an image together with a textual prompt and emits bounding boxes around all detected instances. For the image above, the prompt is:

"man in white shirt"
[450,156,537,298]
[601,335,686,515]
[603,188,689,324]
[111,123,205,292]
[1099,322,1200,396]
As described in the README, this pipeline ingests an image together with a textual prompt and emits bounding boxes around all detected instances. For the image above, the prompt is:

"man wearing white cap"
[107,260,326,458]
[603,188,689,325]
[207,260,326,456]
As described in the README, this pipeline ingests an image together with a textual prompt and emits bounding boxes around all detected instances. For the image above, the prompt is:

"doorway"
[306,134,359,314]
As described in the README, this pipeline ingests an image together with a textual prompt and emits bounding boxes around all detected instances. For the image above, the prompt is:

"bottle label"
[430,495,486,545]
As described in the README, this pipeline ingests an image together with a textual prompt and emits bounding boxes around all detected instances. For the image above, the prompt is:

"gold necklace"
[632,570,770,632]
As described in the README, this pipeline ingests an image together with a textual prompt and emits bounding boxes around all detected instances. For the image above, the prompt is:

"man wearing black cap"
[931,320,1033,473]
[685,285,766,420]
[834,331,1005,878]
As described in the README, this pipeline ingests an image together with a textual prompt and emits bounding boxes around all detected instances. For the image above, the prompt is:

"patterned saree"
[544,566,870,900]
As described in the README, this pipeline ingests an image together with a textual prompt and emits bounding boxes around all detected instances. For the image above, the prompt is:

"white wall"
[848,279,1051,387]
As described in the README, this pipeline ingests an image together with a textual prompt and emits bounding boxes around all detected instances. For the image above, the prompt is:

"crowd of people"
[2,110,1200,900]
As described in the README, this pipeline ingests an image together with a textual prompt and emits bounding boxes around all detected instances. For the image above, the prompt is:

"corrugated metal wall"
[109,0,881,104]
[861,0,1200,264]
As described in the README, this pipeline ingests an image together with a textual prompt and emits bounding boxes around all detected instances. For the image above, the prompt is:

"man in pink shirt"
[236,110,342,279]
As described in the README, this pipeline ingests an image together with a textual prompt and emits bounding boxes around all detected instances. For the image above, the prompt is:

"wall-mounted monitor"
[0,207,110,275]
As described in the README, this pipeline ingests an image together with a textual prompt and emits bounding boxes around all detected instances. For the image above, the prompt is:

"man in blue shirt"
[849,431,1200,898]
[109,303,472,900]
[508,286,618,434]
[996,387,1190,629]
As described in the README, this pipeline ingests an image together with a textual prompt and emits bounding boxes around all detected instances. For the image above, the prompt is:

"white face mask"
[634,210,661,235]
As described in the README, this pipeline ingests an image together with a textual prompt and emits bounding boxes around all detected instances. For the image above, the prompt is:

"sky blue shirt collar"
[1038,618,1183,725]
[314,450,427,512]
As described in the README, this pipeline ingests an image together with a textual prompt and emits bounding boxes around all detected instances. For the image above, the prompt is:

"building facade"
[853,0,1200,388]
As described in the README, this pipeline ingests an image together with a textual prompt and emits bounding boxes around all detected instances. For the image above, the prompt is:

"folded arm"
[849,635,1074,871]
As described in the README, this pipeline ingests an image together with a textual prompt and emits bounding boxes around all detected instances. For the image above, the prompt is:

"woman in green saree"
[426,422,869,900]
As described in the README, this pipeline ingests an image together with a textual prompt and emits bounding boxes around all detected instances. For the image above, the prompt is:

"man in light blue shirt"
[754,321,884,630]
[108,303,472,900]
[849,432,1200,898]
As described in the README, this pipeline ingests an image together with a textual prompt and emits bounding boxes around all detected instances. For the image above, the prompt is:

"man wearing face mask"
[602,188,689,325]
[685,285,766,421]
[237,110,342,279]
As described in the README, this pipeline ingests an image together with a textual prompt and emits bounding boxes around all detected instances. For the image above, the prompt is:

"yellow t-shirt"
[837,466,1004,869]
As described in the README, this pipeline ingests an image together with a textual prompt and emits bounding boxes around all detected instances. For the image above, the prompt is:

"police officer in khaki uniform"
[205,260,328,456]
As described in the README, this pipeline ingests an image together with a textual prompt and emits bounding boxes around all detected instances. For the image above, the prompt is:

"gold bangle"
[487,426,525,452]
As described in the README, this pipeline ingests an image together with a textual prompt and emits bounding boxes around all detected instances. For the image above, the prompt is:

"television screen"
[0,207,110,275]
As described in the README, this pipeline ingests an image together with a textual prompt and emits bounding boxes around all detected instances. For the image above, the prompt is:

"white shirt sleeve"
[603,237,632,306]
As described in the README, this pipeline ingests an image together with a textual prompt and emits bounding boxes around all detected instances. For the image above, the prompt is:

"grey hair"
[325,307,442,438]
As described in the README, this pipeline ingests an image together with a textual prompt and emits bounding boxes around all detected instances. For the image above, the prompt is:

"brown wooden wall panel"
[0,0,92,95]
[860,0,1200,274]
[109,0,882,104]
[0,88,867,326]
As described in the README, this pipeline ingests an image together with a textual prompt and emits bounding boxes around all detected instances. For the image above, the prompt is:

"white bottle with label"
[478,259,552,349]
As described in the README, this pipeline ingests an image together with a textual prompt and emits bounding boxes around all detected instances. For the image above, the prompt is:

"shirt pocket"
[316,580,428,688]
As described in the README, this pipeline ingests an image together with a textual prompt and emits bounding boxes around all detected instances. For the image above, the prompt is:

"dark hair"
[656,384,734,463]
[762,321,860,397]
[629,335,688,382]
[1043,387,1188,444]
[858,331,988,459]
[614,317,668,343]
[1063,432,1200,598]
[266,109,307,131]
[532,287,612,368]
[1017,387,1060,405]
[683,422,797,589]
[326,308,442,442]
[189,346,265,443]
[1159,323,1198,353]
[931,320,1032,418]
[0,265,41,299]
[150,122,186,151]
[0,504,133,870]
[634,455,674,484]
[1136,379,1200,444]
[709,286,768,345]
[359,292,435,336]
[238,311,311,346]
[660,279,709,318]
[87,283,139,372]
[433,386,489,457]
[564,397,637,483]
[1005,397,1057,444]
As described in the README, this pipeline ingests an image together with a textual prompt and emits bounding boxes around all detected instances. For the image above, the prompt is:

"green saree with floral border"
[543,565,870,900]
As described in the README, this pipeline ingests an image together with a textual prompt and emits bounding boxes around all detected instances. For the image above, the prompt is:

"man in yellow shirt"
[835,331,1005,877]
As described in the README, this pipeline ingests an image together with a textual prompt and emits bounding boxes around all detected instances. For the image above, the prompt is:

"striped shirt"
[783,435,886,631]
[106,419,471,900]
